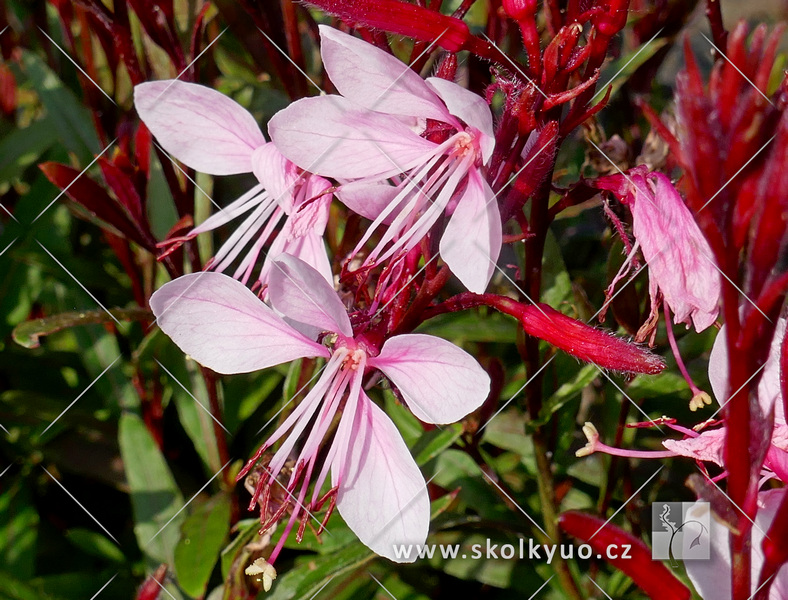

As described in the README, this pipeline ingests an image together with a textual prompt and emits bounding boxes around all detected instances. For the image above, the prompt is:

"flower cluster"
[137,20,672,586]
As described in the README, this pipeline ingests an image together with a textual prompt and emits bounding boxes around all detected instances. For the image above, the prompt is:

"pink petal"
[631,172,720,332]
[268,95,437,180]
[268,254,352,337]
[250,143,299,205]
[426,77,495,160]
[149,272,327,374]
[439,170,501,294]
[708,326,729,405]
[319,25,451,123]
[335,392,429,562]
[708,319,786,423]
[336,181,403,224]
[661,427,725,466]
[369,333,490,424]
[759,317,787,424]
[134,80,265,175]
[683,489,788,598]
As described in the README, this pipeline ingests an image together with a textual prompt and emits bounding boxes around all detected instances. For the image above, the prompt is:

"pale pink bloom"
[578,318,788,483]
[683,488,788,599]
[149,254,490,562]
[134,80,333,288]
[663,318,788,483]
[595,165,720,332]
[269,26,500,293]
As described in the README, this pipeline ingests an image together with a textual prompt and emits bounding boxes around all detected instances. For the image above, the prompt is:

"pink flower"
[577,318,788,484]
[269,26,500,293]
[662,318,788,483]
[683,488,788,599]
[594,165,721,332]
[149,254,490,563]
[134,80,333,288]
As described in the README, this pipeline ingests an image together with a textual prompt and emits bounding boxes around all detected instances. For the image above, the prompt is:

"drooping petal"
[269,95,437,180]
[439,169,501,294]
[319,25,452,123]
[426,77,495,161]
[661,427,725,467]
[335,392,429,563]
[134,80,265,175]
[630,172,720,332]
[369,334,489,424]
[268,254,352,337]
[150,272,327,374]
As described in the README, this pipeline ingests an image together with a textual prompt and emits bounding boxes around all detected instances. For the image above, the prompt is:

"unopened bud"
[502,0,538,20]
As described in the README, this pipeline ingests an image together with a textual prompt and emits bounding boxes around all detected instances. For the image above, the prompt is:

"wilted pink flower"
[594,165,721,332]
[682,488,788,599]
[269,26,500,293]
[150,254,490,563]
[134,80,333,288]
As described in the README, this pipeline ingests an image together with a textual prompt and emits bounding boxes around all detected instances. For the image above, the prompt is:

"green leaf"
[174,494,232,598]
[383,390,422,447]
[64,529,124,564]
[0,117,58,183]
[118,413,185,568]
[528,363,598,432]
[266,542,375,600]
[0,479,39,579]
[412,423,463,466]
[0,572,65,600]
[18,50,101,162]
[220,519,259,579]
[12,307,151,349]
[416,311,517,344]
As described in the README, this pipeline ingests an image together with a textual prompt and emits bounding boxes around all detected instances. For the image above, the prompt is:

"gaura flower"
[269,26,500,294]
[149,254,490,563]
[594,165,721,333]
[134,80,333,288]
[682,488,788,599]
[577,318,788,485]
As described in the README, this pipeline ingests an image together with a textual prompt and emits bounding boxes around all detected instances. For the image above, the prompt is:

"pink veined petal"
[765,425,788,482]
[250,143,300,206]
[269,95,437,180]
[708,319,786,424]
[268,254,352,337]
[134,80,265,175]
[369,333,490,424]
[426,77,495,161]
[683,489,788,599]
[661,427,725,466]
[631,172,720,332]
[439,169,502,294]
[336,181,404,224]
[319,25,453,124]
[334,391,429,563]
[759,317,787,424]
[149,272,328,374]
[708,325,729,406]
